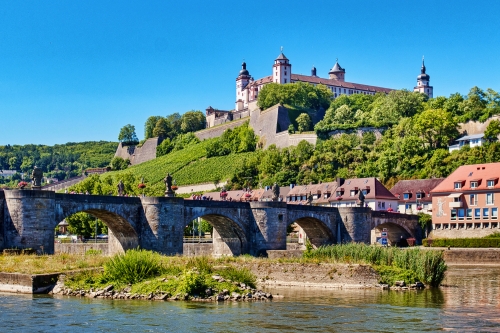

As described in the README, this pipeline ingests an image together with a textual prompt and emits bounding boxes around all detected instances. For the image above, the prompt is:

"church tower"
[329,59,345,81]
[414,57,433,98]
[273,47,291,84]
[235,62,251,110]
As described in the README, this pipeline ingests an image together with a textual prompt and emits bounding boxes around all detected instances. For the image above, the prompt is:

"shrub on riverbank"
[64,251,256,297]
[423,237,500,248]
[304,243,447,287]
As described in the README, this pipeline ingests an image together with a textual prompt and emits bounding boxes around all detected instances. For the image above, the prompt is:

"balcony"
[449,201,463,208]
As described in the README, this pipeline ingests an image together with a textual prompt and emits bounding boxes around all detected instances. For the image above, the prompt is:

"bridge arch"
[371,221,414,246]
[184,206,249,256]
[55,195,141,254]
[289,216,335,248]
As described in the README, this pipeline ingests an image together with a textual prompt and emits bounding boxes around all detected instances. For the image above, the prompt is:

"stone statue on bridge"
[31,166,43,189]
[272,183,280,201]
[306,192,313,206]
[358,190,365,207]
[117,180,124,196]
[164,173,174,197]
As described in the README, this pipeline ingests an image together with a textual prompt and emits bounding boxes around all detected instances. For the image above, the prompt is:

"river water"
[1,266,499,333]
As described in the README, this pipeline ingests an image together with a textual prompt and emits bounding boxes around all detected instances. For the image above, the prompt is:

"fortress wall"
[195,117,249,141]
[288,133,318,147]
[328,127,386,140]
[459,115,500,135]
[114,137,162,166]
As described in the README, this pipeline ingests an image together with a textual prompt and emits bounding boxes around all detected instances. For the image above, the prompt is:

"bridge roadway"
[0,190,421,256]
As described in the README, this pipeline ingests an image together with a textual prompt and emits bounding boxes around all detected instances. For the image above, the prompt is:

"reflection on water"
[0,266,499,332]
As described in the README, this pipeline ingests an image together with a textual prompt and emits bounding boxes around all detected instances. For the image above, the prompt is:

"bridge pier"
[140,197,184,255]
[249,202,288,256]
[3,190,56,254]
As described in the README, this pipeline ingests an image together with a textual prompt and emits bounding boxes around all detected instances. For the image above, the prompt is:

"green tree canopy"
[144,116,162,140]
[153,118,169,138]
[180,110,206,133]
[118,124,138,143]
[296,113,312,132]
[257,82,332,111]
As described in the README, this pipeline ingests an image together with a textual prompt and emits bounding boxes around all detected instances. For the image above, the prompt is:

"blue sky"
[1,1,499,145]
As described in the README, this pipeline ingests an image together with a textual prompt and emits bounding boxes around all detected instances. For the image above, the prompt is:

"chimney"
[311,66,317,77]
[337,177,345,186]
[290,184,295,189]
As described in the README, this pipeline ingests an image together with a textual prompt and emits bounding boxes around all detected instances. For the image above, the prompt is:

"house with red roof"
[390,178,444,215]
[430,162,500,237]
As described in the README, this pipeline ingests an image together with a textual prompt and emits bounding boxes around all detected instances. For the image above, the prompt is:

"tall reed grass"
[304,243,447,287]
[103,248,163,284]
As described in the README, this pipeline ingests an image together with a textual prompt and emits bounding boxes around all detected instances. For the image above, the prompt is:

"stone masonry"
[1,190,421,256]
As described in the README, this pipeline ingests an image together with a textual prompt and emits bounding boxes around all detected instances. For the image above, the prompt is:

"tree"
[257,82,332,110]
[66,212,107,239]
[296,113,312,133]
[118,124,138,143]
[152,118,169,138]
[110,157,130,171]
[485,120,500,141]
[414,108,458,149]
[144,116,162,140]
[180,110,205,133]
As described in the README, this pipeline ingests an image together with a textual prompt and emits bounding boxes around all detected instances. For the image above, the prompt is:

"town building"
[430,162,500,238]
[283,177,398,211]
[448,133,486,153]
[390,178,445,215]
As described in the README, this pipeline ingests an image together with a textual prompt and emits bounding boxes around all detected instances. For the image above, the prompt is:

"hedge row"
[423,238,500,248]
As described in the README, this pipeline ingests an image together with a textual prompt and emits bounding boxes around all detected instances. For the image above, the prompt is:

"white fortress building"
[205,50,433,128]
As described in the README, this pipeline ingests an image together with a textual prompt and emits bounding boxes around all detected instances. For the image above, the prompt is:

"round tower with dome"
[414,57,433,98]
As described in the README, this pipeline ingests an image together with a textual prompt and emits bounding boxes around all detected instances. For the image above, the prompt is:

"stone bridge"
[0,190,421,256]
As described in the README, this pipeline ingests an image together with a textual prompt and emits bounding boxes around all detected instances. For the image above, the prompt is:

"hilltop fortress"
[199,51,433,148]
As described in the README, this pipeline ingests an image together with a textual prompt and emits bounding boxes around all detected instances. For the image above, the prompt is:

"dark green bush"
[423,238,500,248]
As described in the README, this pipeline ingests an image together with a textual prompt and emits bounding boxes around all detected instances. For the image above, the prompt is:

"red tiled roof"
[291,74,393,93]
[430,163,500,193]
[390,178,444,203]
[328,178,396,202]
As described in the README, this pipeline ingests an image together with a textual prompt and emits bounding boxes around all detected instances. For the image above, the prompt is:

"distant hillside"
[0,141,118,181]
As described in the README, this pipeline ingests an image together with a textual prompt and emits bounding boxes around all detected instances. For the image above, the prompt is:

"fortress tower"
[272,48,291,84]
[414,57,433,98]
[235,62,252,111]
[328,59,345,82]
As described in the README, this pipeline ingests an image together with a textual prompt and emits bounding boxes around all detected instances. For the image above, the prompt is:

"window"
[483,208,489,219]
[470,181,478,188]
[336,191,342,197]
[403,193,410,200]
[492,208,498,220]
[451,209,457,220]
[487,180,495,187]
[362,189,367,195]
[416,192,423,199]
[350,190,356,197]
[470,194,478,206]
[475,208,481,220]
[301,195,306,201]
[284,79,287,83]
[486,193,494,205]
[454,182,462,189]
[381,202,385,209]
[405,204,412,210]
[458,209,465,220]
[466,209,472,220]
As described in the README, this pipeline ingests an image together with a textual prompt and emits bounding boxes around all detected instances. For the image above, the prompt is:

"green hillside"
[69,138,255,196]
